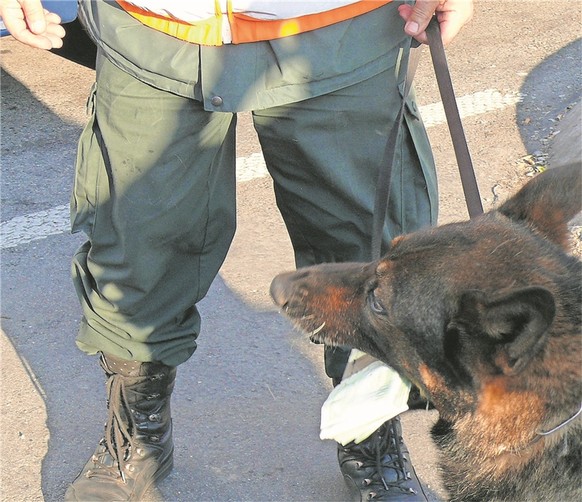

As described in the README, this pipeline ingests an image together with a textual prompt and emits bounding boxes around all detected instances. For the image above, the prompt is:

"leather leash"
[371,17,483,260]
[425,19,483,219]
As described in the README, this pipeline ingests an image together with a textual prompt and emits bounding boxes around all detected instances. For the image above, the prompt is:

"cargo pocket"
[390,68,439,234]
[70,82,103,237]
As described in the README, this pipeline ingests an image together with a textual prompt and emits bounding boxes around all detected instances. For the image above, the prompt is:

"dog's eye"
[367,290,387,315]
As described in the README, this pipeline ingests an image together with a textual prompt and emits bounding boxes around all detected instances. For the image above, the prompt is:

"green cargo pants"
[71,55,437,369]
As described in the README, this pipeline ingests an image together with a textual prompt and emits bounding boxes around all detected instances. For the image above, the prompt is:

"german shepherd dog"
[271,163,581,501]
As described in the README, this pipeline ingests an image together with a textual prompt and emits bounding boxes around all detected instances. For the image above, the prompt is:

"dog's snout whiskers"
[310,322,326,336]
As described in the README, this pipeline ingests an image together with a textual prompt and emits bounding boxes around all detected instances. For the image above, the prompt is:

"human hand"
[398,0,473,46]
[0,0,66,49]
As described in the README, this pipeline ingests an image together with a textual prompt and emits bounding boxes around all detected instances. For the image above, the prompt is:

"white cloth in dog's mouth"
[320,351,410,445]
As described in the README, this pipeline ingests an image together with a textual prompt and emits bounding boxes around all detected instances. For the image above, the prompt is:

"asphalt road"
[1,2,580,501]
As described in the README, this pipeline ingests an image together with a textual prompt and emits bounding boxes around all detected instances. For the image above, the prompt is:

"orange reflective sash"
[116,1,392,46]
[116,0,224,46]
[229,2,392,44]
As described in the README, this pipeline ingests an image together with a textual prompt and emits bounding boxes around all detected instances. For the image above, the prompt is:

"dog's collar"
[537,402,582,437]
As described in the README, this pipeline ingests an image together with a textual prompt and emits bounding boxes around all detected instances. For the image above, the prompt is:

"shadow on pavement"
[516,37,581,157]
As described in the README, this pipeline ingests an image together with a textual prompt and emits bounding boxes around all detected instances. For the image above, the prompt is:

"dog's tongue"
[320,351,411,445]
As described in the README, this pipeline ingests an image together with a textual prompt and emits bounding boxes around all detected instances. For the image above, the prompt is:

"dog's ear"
[456,287,555,375]
[498,162,581,250]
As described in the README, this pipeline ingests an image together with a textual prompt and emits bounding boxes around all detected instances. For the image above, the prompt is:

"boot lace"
[85,362,148,482]
[359,421,417,498]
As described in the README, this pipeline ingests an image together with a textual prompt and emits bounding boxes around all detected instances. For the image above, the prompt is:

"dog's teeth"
[310,322,326,336]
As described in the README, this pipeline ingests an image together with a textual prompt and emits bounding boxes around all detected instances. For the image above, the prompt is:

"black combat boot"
[64,353,176,501]
[338,416,428,501]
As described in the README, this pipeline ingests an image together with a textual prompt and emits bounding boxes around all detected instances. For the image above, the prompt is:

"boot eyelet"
[147,393,161,400]
[150,435,160,443]
[136,447,145,457]
[125,463,135,472]
[149,413,161,422]
[131,409,147,420]
[362,478,372,486]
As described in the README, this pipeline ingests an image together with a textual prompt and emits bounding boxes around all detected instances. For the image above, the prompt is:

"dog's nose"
[270,272,293,307]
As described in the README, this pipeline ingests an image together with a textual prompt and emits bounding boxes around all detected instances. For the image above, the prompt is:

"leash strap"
[371,40,422,259]
[425,19,483,219]
[371,18,483,260]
